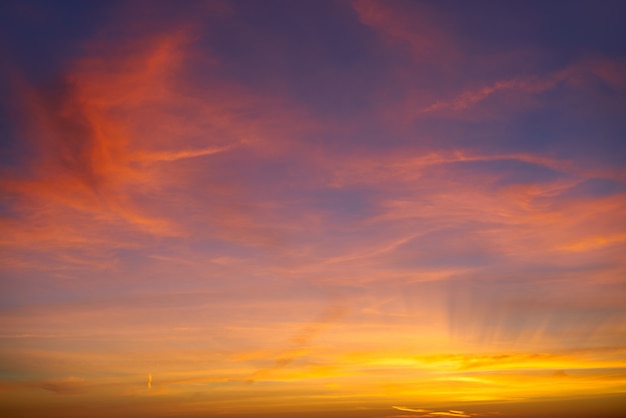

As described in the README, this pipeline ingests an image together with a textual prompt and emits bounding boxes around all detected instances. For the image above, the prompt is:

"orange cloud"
[0,14,319,272]
[351,0,459,65]
[419,57,626,115]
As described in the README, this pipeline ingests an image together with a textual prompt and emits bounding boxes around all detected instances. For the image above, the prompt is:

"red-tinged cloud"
[351,0,458,65]
[419,57,626,115]
[1,31,193,242]
[0,18,316,271]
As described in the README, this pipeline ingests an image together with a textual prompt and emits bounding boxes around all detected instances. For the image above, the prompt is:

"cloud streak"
[392,406,474,417]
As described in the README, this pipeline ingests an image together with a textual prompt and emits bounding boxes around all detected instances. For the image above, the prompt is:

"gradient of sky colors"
[1,1,626,417]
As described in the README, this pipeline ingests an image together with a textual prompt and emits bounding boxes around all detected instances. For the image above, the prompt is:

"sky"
[0,0,625,417]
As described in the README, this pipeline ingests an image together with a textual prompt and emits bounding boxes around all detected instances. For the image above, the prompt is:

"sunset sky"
[1,1,625,417]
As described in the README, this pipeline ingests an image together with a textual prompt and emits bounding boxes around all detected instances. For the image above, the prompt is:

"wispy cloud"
[392,406,474,417]
[134,146,233,163]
